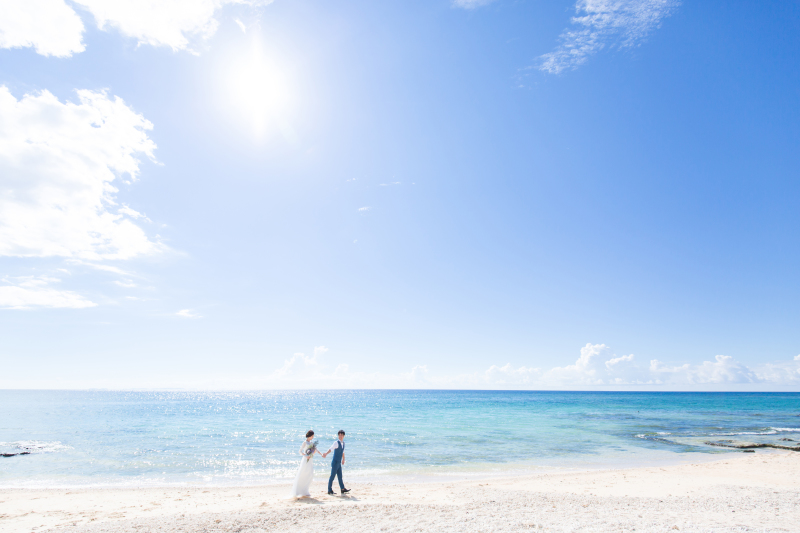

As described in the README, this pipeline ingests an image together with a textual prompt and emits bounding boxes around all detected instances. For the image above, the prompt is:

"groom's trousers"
[328,462,345,493]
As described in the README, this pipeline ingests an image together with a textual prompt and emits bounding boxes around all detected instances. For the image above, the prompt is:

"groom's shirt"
[327,440,344,454]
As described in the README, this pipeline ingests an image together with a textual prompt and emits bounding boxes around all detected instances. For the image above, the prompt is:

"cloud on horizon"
[5,343,797,390]
[106,344,800,391]
[539,0,680,74]
[314,343,797,389]
[451,344,798,388]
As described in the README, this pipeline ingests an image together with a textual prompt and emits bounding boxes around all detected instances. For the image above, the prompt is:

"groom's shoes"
[341,488,351,493]
[327,491,336,495]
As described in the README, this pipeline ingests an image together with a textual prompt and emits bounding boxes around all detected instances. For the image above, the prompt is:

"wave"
[0,440,71,457]
[634,428,800,444]
[711,427,800,436]
[655,428,800,438]
[711,431,778,436]
[634,433,679,439]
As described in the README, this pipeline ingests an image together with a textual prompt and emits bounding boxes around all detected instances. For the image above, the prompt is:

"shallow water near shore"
[1,390,798,488]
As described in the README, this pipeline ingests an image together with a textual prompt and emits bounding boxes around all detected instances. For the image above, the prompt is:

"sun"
[224,39,295,140]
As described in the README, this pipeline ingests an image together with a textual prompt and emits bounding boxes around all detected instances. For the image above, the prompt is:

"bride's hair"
[306,430,314,438]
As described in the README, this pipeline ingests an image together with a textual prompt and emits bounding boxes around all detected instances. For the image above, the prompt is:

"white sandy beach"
[2,451,798,532]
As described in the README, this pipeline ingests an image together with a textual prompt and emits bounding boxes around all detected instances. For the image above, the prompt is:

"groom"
[322,430,350,495]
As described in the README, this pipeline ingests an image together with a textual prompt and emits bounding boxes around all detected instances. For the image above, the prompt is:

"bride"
[291,430,322,498]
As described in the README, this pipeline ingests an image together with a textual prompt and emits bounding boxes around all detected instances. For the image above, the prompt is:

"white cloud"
[269,347,362,386]
[358,206,371,212]
[118,205,150,221]
[649,355,760,385]
[0,86,159,260]
[452,0,496,9]
[274,352,319,378]
[542,342,612,385]
[539,0,680,74]
[234,18,247,34]
[0,0,273,56]
[605,352,634,369]
[481,363,541,386]
[0,276,96,309]
[408,364,430,383]
[76,0,230,53]
[176,309,202,318]
[73,262,134,276]
[0,0,86,57]
[235,346,400,389]
[732,358,800,386]
[313,345,329,357]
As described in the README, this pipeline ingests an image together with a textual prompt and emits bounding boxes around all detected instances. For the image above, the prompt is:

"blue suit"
[328,440,345,492]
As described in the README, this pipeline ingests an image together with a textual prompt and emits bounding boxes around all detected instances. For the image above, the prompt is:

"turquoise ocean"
[1,390,798,487]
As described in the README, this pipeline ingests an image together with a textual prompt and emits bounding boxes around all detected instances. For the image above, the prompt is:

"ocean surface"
[1,390,798,488]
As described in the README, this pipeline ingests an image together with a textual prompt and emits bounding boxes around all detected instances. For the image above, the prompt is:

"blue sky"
[1,0,799,390]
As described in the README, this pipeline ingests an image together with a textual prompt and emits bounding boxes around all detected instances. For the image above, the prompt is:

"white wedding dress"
[290,440,315,498]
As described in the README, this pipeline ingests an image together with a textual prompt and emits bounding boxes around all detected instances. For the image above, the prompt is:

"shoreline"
[2,450,798,532]
[0,448,751,491]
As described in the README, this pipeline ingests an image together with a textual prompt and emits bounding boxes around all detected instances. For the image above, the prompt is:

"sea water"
[0,390,798,487]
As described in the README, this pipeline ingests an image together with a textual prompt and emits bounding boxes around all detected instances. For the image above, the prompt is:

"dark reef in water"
[1,452,31,457]
[705,441,800,452]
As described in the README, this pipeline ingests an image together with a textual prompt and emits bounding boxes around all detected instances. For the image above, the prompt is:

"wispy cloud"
[452,0,497,9]
[118,205,151,222]
[72,262,134,277]
[176,309,202,318]
[0,276,96,309]
[539,0,680,74]
[358,206,372,212]
[379,182,401,187]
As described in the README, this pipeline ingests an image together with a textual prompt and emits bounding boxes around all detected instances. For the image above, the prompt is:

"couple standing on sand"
[290,429,350,499]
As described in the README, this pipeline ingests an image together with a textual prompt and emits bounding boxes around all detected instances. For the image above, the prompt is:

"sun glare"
[225,39,295,140]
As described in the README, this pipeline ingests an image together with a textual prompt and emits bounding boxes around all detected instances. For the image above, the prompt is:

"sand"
[1,451,798,532]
